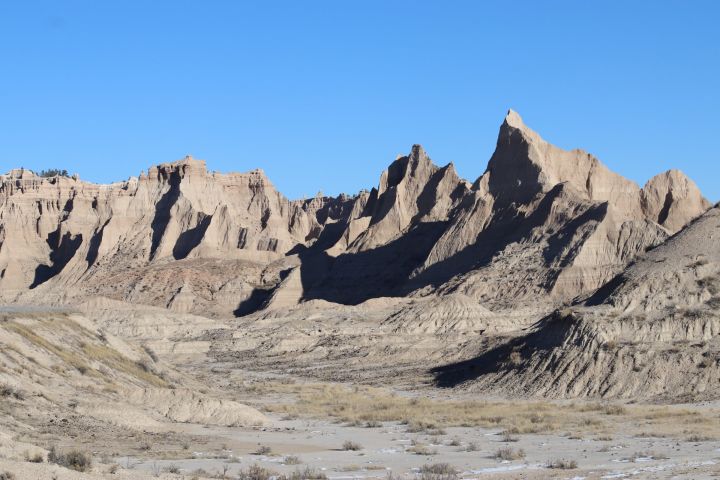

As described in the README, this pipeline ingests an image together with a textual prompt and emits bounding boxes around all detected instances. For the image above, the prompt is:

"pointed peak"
[410,144,426,156]
[504,109,525,129]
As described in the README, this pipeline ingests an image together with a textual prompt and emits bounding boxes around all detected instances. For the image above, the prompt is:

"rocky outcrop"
[0,112,710,320]
[297,111,709,312]
[0,157,349,314]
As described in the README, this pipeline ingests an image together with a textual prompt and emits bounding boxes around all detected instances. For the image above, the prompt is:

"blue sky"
[1,1,718,200]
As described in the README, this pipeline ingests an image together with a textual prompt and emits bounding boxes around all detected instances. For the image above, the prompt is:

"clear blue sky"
[1,1,718,201]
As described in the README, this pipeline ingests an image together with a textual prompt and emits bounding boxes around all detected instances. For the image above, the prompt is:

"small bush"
[165,464,181,473]
[283,455,302,465]
[501,430,519,442]
[546,458,577,469]
[494,447,525,461]
[342,440,362,451]
[420,463,456,475]
[237,464,277,480]
[282,467,327,480]
[48,447,92,472]
[465,441,479,452]
[408,444,437,455]
[254,445,272,456]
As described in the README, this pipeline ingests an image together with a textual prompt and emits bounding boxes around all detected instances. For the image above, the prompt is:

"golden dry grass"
[3,316,167,388]
[251,380,720,439]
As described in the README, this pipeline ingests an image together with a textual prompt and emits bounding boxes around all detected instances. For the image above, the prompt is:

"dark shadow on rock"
[431,312,575,388]
[86,220,110,268]
[31,228,83,288]
[299,221,448,305]
[234,288,274,317]
[150,170,181,259]
[173,214,212,260]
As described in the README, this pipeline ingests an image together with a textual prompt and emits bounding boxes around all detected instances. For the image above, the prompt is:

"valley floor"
[2,368,720,479]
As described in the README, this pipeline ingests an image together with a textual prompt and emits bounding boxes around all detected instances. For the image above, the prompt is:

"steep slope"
[291,111,709,314]
[434,205,720,400]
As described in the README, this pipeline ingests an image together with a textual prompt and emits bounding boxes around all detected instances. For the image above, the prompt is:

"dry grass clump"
[421,463,456,474]
[253,445,273,456]
[408,442,437,455]
[419,463,458,480]
[465,441,479,452]
[237,464,277,480]
[282,467,327,480]
[24,451,43,463]
[283,455,302,465]
[545,458,577,469]
[686,434,715,442]
[341,440,362,451]
[48,446,92,472]
[494,447,525,461]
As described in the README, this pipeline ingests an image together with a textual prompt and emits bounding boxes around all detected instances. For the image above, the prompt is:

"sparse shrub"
[283,455,302,465]
[24,451,43,463]
[686,434,715,442]
[508,350,522,366]
[420,463,456,475]
[501,430,519,442]
[48,447,92,472]
[282,467,327,480]
[465,441,479,452]
[494,447,525,461]
[237,464,277,480]
[165,464,181,473]
[447,437,461,447]
[254,445,272,456]
[406,420,439,433]
[342,440,362,451]
[631,451,668,461]
[365,420,382,428]
[546,458,577,469]
[408,444,437,455]
[603,405,627,415]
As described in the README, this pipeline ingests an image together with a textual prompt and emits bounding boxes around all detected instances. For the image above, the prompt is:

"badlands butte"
[1,111,719,479]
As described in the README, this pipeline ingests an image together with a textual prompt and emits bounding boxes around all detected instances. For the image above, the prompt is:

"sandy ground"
[117,414,720,479]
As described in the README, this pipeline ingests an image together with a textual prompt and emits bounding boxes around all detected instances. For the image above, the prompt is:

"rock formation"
[434,204,720,400]
[0,112,710,322]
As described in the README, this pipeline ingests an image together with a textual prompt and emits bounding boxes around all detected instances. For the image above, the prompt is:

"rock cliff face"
[291,111,709,312]
[0,112,710,320]
[0,157,350,314]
